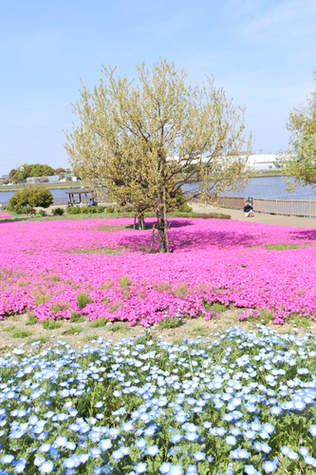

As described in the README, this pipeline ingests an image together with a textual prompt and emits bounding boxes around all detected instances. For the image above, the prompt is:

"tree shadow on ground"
[289,229,316,241]
[117,219,261,252]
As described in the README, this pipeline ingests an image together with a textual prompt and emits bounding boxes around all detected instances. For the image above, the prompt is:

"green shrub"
[12,329,34,338]
[62,325,82,335]
[97,206,104,213]
[158,316,180,329]
[77,292,88,310]
[8,185,53,213]
[90,317,107,328]
[26,314,38,325]
[81,206,97,213]
[52,207,65,216]
[38,209,48,217]
[177,203,193,213]
[42,319,63,330]
[106,205,115,213]
[70,311,85,322]
[66,206,81,214]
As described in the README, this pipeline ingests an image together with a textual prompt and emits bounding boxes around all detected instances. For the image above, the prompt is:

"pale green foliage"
[282,71,316,189]
[65,60,252,251]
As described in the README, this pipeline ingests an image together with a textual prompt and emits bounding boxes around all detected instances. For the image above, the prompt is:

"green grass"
[42,319,64,330]
[3,325,16,332]
[30,336,49,344]
[62,325,82,335]
[11,328,34,338]
[189,325,209,336]
[288,313,311,328]
[204,301,229,313]
[110,323,130,333]
[83,334,98,342]
[89,317,107,328]
[70,312,85,323]
[26,314,38,325]
[157,317,180,330]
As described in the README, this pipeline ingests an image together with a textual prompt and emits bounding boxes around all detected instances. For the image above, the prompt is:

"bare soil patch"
[1,309,315,355]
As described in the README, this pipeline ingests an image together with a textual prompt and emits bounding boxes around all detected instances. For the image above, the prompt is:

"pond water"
[0,188,78,204]
[1,177,316,204]
[183,176,316,201]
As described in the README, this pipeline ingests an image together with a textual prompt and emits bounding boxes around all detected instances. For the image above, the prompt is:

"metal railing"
[252,198,316,218]
[214,196,316,218]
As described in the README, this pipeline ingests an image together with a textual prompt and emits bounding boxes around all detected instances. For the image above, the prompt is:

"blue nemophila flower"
[168,465,183,475]
[54,436,68,447]
[230,448,250,459]
[1,455,14,464]
[304,455,316,466]
[134,438,147,450]
[134,462,147,474]
[145,445,160,456]
[63,455,81,469]
[280,446,298,460]
[99,439,112,451]
[186,465,198,474]
[225,436,236,445]
[262,459,278,473]
[192,451,206,461]
[90,447,101,458]
[299,446,310,457]
[244,465,261,475]
[309,425,316,437]
[170,433,183,443]
[111,448,126,460]
[38,460,54,474]
[122,421,134,432]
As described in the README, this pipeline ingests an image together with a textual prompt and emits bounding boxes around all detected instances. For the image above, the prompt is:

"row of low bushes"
[65,205,104,215]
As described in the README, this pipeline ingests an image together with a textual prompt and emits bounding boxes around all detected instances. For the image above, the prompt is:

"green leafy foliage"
[66,206,82,214]
[177,203,193,213]
[157,316,180,329]
[8,185,53,213]
[51,207,65,216]
[89,317,107,328]
[38,209,48,217]
[282,71,316,189]
[62,325,82,335]
[42,319,63,330]
[9,163,56,183]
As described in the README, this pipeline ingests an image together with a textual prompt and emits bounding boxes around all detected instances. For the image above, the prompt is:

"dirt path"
[190,202,316,228]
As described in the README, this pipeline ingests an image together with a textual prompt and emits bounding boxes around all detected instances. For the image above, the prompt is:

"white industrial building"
[247,154,281,171]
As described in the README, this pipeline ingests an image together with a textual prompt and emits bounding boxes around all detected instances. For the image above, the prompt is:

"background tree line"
[8,165,71,184]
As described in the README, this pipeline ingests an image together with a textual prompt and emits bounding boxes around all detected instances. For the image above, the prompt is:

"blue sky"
[0,0,315,176]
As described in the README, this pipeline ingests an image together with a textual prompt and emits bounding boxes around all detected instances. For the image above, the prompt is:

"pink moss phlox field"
[1,217,316,325]
[0,211,12,218]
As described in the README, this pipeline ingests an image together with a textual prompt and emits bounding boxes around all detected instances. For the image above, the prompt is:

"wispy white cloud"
[242,0,316,41]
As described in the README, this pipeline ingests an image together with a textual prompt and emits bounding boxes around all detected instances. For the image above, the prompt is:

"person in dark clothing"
[243,200,254,217]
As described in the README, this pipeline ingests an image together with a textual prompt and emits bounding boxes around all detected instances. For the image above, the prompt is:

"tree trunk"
[138,215,145,230]
[156,208,167,253]
[163,185,170,253]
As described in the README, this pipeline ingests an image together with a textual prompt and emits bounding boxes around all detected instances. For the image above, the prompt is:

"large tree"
[65,60,252,252]
[281,72,316,189]
[8,186,53,214]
